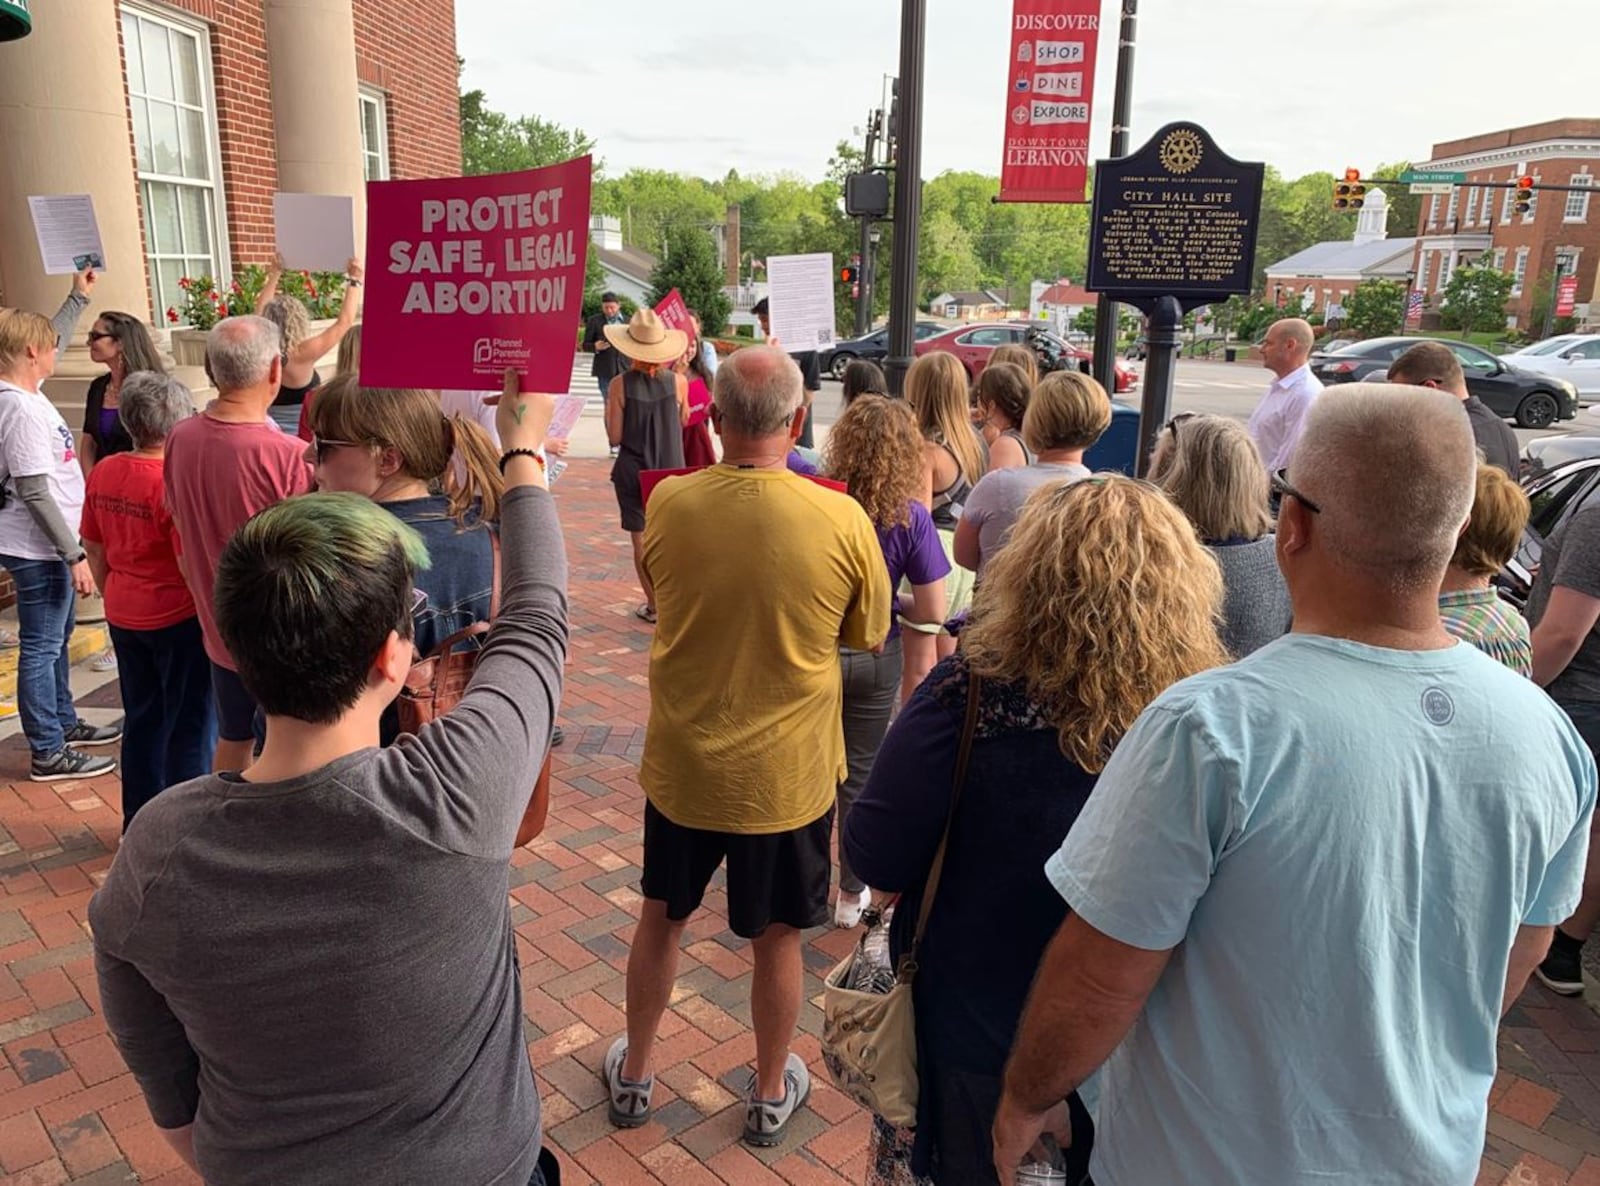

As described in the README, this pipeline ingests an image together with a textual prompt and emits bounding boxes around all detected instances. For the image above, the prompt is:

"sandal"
[635,604,657,624]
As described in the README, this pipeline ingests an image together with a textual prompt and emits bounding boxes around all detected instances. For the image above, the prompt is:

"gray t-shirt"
[1208,536,1293,658]
[1528,504,1600,704]
[961,461,1091,575]
[88,486,568,1186]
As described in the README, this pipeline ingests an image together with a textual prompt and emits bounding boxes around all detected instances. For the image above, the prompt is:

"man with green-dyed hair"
[88,375,568,1186]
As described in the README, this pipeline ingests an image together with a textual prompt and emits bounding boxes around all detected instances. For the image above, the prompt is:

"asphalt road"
[811,357,1587,451]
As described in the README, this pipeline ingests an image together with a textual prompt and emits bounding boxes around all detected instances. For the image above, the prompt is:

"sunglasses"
[86,331,115,343]
[312,435,365,464]
[1163,411,1197,439]
[1271,469,1322,515]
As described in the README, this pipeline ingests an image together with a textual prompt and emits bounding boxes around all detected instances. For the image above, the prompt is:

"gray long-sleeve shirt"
[88,485,568,1186]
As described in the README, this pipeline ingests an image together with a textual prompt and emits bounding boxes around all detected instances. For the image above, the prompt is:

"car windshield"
[1519,336,1582,357]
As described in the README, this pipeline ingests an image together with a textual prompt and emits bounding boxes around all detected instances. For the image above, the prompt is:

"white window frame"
[358,86,390,182]
[1445,186,1459,227]
[1493,247,1507,271]
[1512,247,1530,297]
[122,3,230,320]
[1565,172,1592,224]
[1465,186,1481,226]
[1428,194,1440,228]
[1416,250,1431,293]
[1502,165,1523,223]
[1439,253,1454,291]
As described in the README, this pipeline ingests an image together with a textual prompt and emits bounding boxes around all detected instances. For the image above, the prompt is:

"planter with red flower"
[167,266,347,365]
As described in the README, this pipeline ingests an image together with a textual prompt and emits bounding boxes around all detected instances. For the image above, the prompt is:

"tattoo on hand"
[513,402,528,425]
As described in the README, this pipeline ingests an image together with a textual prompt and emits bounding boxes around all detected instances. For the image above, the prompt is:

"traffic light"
[840,265,859,285]
[1514,175,1535,216]
[1333,168,1367,211]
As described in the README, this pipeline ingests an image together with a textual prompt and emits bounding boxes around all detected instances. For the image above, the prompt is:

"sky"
[457,0,1590,185]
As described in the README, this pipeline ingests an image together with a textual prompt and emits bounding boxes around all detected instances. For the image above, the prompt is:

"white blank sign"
[273,193,355,272]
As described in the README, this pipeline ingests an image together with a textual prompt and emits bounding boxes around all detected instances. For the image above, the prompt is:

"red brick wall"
[109,0,460,294]
[352,0,463,179]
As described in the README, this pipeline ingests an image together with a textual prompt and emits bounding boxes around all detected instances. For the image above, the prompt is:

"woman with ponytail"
[304,378,505,743]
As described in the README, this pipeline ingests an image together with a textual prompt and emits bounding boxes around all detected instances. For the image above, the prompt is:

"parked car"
[1499,453,1600,605]
[1500,334,1600,402]
[915,323,1138,392]
[819,322,945,379]
[1522,434,1600,481]
[1309,336,1580,429]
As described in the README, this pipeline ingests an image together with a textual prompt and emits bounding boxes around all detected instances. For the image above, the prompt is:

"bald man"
[1247,318,1321,472]
[994,385,1596,1186]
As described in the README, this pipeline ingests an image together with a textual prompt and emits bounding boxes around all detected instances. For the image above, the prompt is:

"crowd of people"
[0,284,1594,1186]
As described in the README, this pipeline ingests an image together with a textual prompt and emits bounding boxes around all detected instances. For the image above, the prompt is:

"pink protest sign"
[654,289,694,336]
[361,156,592,391]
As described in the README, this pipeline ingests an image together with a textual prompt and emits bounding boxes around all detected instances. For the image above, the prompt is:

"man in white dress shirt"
[1248,318,1322,472]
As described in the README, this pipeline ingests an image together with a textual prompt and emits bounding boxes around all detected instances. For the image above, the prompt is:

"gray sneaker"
[742,1052,811,1147]
[601,1037,653,1129]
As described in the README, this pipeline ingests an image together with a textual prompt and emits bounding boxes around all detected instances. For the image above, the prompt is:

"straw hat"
[604,308,687,365]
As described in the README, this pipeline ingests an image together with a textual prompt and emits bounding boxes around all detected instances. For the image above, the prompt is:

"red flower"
[166,307,179,323]
[179,277,191,289]
[231,281,242,293]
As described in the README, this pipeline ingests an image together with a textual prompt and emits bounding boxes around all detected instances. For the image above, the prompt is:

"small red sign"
[1557,274,1580,318]
[998,0,1104,204]
[653,288,694,337]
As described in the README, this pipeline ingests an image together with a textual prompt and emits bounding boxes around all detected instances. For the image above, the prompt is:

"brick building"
[0,0,461,364]
[1410,118,1600,331]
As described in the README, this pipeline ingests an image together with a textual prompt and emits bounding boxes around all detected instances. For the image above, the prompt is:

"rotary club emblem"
[1159,129,1203,175]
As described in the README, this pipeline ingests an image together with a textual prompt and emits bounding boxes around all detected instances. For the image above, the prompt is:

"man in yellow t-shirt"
[603,346,890,1150]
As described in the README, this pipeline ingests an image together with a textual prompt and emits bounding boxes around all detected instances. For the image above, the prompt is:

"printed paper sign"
[361,156,592,392]
[765,254,837,352]
[274,193,356,272]
[998,0,1105,203]
[28,195,106,275]
[547,394,587,441]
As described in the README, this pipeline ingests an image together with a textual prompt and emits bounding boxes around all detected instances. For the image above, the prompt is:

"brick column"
[0,0,150,326]
[264,0,367,254]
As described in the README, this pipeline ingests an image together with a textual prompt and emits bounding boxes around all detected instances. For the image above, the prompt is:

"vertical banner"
[361,156,591,392]
[1556,274,1580,318]
[998,0,1104,203]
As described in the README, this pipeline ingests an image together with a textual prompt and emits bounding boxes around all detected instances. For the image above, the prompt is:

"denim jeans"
[0,555,78,758]
[110,617,216,829]
[838,635,903,894]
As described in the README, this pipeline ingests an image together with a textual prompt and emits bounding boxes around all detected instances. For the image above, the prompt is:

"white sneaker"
[834,887,872,929]
[89,647,118,673]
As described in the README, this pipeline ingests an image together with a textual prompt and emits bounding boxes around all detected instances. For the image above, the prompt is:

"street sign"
[1409,183,1455,196]
[1086,122,1265,302]
[1398,169,1466,184]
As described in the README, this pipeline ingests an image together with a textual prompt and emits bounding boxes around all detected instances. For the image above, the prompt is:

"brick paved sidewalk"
[0,459,1591,1184]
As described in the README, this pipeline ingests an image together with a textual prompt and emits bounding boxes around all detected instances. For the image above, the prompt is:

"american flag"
[1405,291,1424,325]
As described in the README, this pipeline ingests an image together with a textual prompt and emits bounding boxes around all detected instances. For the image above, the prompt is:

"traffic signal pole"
[1090,0,1139,398]
[884,0,926,397]
[856,111,880,339]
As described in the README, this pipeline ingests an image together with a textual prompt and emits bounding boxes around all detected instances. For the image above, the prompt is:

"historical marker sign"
[1086,122,1265,305]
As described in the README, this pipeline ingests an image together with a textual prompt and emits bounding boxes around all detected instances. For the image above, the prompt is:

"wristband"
[499,448,546,476]
[346,278,362,287]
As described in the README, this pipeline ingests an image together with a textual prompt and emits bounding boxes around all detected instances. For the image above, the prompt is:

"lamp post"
[883,0,927,396]
[1090,0,1139,396]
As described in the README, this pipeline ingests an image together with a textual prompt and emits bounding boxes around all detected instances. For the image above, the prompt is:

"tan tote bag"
[820,671,983,1128]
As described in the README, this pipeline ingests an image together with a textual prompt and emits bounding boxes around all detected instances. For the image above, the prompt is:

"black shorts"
[210,662,259,743]
[640,801,833,939]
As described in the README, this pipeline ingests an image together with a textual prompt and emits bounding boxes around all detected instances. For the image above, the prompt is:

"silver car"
[1501,334,1600,402]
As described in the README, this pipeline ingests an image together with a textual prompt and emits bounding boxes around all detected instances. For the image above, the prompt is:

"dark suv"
[1309,337,1579,429]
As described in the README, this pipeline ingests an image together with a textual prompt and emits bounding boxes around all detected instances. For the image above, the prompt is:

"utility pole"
[856,109,880,338]
[1090,0,1138,397]
[884,0,926,396]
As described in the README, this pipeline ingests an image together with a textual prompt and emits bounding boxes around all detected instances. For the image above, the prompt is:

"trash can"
[1224,347,1238,363]
[1085,402,1142,476]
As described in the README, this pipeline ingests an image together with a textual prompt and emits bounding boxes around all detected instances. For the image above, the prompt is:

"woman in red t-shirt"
[80,372,215,827]
[679,314,717,468]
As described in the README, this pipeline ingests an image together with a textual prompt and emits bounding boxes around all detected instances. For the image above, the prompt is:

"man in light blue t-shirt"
[993,384,1597,1186]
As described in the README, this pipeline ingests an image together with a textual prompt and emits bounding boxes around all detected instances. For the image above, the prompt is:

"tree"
[647,225,731,336]
[459,87,596,177]
[1440,264,1515,333]
[1343,279,1407,338]
[1072,306,1096,336]
[1373,161,1424,239]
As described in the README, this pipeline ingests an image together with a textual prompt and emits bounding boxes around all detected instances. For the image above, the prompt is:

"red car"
[913,322,1138,393]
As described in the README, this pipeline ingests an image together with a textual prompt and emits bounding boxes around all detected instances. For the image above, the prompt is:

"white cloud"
[458,0,1587,182]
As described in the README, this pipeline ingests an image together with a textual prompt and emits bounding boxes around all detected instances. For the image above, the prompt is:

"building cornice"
[1422,140,1600,172]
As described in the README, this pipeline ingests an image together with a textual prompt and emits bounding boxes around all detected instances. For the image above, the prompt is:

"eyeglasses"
[312,435,364,464]
[1271,469,1322,514]
[85,331,115,343]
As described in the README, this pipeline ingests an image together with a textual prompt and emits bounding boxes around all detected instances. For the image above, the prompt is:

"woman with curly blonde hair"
[845,475,1228,1186]
[822,395,950,926]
